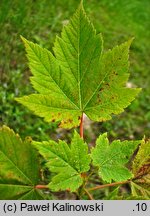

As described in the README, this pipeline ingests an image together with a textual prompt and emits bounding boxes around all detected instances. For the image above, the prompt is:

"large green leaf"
[33,131,90,192]
[131,138,150,198]
[16,3,140,128]
[0,126,44,200]
[91,133,140,183]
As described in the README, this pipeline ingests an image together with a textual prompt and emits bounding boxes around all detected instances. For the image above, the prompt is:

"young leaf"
[131,182,150,199]
[131,138,150,198]
[91,133,140,183]
[0,126,44,200]
[33,131,90,192]
[105,187,121,200]
[132,138,150,178]
[16,2,141,128]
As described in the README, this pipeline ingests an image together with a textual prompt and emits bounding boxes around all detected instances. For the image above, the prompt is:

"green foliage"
[0,126,44,199]
[1,0,150,141]
[0,1,149,200]
[91,133,140,182]
[33,131,90,192]
[16,3,140,129]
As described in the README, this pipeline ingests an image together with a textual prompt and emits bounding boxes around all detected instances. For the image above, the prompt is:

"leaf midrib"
[83,62,110,110]
[78,9,82,109]
[44,145,80,174]
[29,43,79,110]
[0,150,33,185]
[100,144,133,167]
[0,183,32,188]
[22,97,80,111]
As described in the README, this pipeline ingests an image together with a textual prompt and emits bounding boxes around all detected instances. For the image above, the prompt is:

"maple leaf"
[16,2,141,128]
[131,138,150,198]
[0,126,44,200]
[91,133,140,183]
[33,131,90,192]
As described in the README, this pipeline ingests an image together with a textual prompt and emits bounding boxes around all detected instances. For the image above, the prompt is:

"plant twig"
[83,188,94,200]
[87,180,130,191]
[35,185,49,189]
[80,113,84,138]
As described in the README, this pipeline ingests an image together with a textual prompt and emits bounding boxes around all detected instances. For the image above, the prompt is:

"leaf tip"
[20,35,27,43]
[74,129,78,136]
[130,37,135,42]
[127,37,135,47]
[102,132,108,138]
[79,0,84,7]
[0,125,10,132]
[15,96,21,103]
[78,0,85,12]
[20,35,30,48]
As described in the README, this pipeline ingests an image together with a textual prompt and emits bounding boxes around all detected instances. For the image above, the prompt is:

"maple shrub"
[0,2,149,200]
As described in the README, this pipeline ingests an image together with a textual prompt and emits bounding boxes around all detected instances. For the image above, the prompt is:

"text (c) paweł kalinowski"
[20,202,104,212]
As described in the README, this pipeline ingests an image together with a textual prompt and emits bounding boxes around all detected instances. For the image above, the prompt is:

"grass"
[0,0,150,140]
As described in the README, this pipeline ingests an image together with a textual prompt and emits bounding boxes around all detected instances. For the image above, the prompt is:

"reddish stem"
[87,180,130,191]
[35,185,49,189]
[80,113,84,139]
[84,188,94,200]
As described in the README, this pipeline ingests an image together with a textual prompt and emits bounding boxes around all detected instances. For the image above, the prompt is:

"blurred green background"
[0,0,150,141]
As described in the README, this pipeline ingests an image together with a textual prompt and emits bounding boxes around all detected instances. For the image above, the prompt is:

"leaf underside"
[33,131,90,192]
[16,3,141,128]
[91,133,140,183]
[131,138,150,199]
[0,126,44,200]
